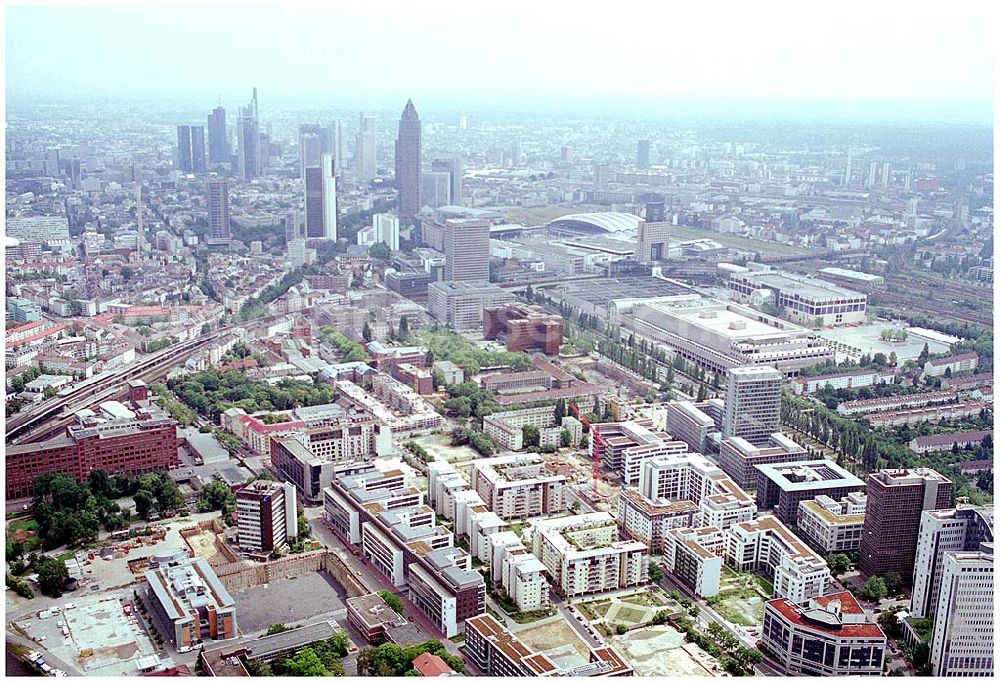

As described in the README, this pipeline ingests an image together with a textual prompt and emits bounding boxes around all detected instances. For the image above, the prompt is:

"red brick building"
[483,303,563,355]
[5,410,179,498]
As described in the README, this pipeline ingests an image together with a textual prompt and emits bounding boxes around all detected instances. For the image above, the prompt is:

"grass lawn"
[8,518,38,534]
[509,607,557,624]
[620,592,662,608]
[449,632,466,643]
[578,600,612,621]
[753,574,774,597]
[612,605,648,624]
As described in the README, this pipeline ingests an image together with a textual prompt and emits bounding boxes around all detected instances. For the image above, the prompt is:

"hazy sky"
[5,1,995,122]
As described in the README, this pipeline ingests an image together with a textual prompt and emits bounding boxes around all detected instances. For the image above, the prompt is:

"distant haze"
[5,2,994,123]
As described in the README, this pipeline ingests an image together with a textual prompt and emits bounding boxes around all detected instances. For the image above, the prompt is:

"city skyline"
[5,2,995,124]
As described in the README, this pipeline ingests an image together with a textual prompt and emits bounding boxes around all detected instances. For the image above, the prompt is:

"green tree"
[36,556,69,597]
[197,481,235,513]
[648,563,664,583]
[859,576,888,602]
[267,623,291,635]
[134,489,155,520]
[369,242,391,261]
[283,648,329,676]
[883,571,903,595]
[827,553,852,575]
[521,425,540,449]
[377,589,405,615]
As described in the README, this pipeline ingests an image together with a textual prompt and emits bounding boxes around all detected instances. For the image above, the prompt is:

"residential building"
[755,460,865,524]
[464,614,634,677]
[727,515,832,604]
[909,430,992,455]
[911,506,993,619]
[923,352,979,378]
[144,549,237,650]
[723,365,783,445]
[482,405,576,452]
[531,512,647,598]
[470,453,568,520]
[836,390,957,416]
[236,480,298,554]
[762,592,887,676]
[589,419,688,485]
[796,493,867,554]
[929,551,994,676]
[791,369,897,395]
[483,303,564,355]
[718,433,814,491]
[662,526,725,597]
[858,468,953,578]
[616,488,699,554]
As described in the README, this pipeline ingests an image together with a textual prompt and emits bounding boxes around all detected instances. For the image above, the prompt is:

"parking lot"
[232,571,349,634]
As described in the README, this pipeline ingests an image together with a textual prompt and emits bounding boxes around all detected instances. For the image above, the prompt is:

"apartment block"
[662,526,725,597]
[590,418,689,485]
[616,488,699,554]
[796,493,867,554]
[858,468,952,578]
[483,405,579,451]
[923,352,979,378]
[464,614,634,677]
[531,512,647,598]
[718,433,814,491]
[727,515,832,604]
[762,592,886,676]
[470,453,568,520]
[791,369,897,395]
[755,460,865,525]
[144,549,237,651]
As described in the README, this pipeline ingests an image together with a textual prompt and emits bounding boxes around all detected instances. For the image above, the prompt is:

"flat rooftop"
[757,460,864,491]
[559,276,692,306]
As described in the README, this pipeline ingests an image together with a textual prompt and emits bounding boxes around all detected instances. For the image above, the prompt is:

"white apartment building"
[638,451,756,530]
[930,551,994,677]
[616,488,699,554]
[531,512,647,598]
[727,515,832,604]
[662,526,725,597]
[483,406,572,451]
[796,492,867,554]
[470,454,567,520]
[426,460,469,520]
[791,369,897,395]
[452,489,504,562]
[590,419,690,486]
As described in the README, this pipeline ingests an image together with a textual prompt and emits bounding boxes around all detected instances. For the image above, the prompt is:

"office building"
[6,297,42,323]
[318,153,338,240]
[755,460,865,525]
[443,218,490,281]
[300,132,322,179]
[858,468,952,578]
[637,139,650,169]
[762,591,887,676]
[395,99,422,220]
[634,218,670,263]
[330,120,343,172]
[723,365,783,445]
[431,158,462,206]
[420,171,451,208]
[357,213,400,251]
[144,549,237,649]
[6,405,178,499]
[469,453,568,519]
[177,125,206,173]
[727,515,832,604]
[532,512,647,598]
[426,280,514,331]
[236,480,298,554]
[6,216,70,243]
[483,302,564,355]
[205,176,231,245]
[207,106,229,164]
[356,114,377,184]
[345,593,409,645]
[237,88,260,180]
[465,614,633,677]
[626,298,835,375]
[929,551,994,676]
[303,166,323,238]
[911,506,993,619]
[796,493,867,554]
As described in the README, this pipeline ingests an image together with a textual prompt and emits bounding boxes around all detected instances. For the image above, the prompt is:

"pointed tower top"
[401,99,419,119]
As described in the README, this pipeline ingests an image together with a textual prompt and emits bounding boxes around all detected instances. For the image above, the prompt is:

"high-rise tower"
[206,176,231,245]
[207,106,229,164]
[394,99,422,221]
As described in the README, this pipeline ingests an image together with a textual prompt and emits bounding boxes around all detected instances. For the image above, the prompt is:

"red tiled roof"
[912,430,991,448]
[412,653,453,677]
[767,595,885,639]
[6,323,68,348]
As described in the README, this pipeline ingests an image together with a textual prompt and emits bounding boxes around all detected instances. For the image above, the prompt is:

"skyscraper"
[207,106,229,164]
[911,506,993,618]
[421,171,451,209]
[722,365,783,445]
[858,468,952,578]
[843,149,853,186]
[205,176,230,245]
[236,480,298,553]
[511,138,522,166]
[238,88,260,180]
[443,219,490,282]
[930,551,994,677]
[177,125,205,173]
[300,132,322,179]
[355,114,377,184]
[637,139,651,169]
[331,120,343,173]
[395,99,422,221]
[304,166,323,238]
[320,153,337,241]
[881,162,891,188]
[431,158,462,207]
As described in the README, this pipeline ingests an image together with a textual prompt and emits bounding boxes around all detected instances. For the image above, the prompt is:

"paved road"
[547,587,609,651]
